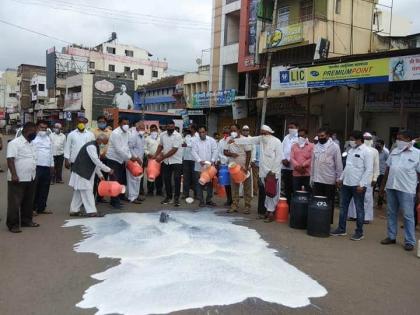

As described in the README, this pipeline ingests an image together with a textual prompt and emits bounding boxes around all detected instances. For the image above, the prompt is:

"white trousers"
[348,185,374,221]
[70,189,97,214]
[127,171,142,202]
[262,176,281,213]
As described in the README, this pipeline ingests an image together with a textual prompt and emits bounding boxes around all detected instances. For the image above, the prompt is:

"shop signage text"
[267,23,303,48]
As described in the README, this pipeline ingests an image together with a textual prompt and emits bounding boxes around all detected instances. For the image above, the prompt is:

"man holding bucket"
[224,124,252,214]
[231,125,282,222]
[69,134,113,217]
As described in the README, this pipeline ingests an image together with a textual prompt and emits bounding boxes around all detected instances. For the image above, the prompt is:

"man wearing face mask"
[282,122,299,204]
[145,124,163,196]
[217,127,233,206]
[224,124,252,214]
[192,126,218,207]
[331,130,373,241]
[379,130,420,251]
[290,128,314,193]
[6,122,39,233]
[348,132,379,223]
[50,123,66,184]
[32,120,55,215]
[311,128,343,224]
[106,118,136,209]
[374,139,389,208]
[182,124,199,199]
[153,120,184,207]
[64,117,95,170]
[126,121,146,204]
[231,125,282,222]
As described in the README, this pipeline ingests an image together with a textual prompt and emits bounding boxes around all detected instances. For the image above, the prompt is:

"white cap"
[261,125,274,134]
[314,136,318,140]
[242,125,250,130]
[54,123,62,128]
[363,132,372,138]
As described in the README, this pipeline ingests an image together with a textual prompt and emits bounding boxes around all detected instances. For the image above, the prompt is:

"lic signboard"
[272,66,308,90]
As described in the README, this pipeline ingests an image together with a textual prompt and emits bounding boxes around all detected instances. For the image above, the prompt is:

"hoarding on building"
[64,92,82,111]
[92,75,134,120]
[389,54,420,82]
[272,66,307,90]
[267,23,303,48]
[190,89,237,108]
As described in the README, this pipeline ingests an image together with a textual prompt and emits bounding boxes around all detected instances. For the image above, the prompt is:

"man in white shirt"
[192,126,218,207]
[182,124,198,199]
[154,120,183,207]
[50,123,66,184]
[232,125,283,222]
[379,129,420,251]
[112,84,134,110]
[145,124,163,196]
[217,127,233,206]
[6,122,39,233]
[126,121,146,203]
[282,122,299,205]
[331,130,373,241]
[224,124,252,214]
[69,134,113,217]
[106,118,135,209]
[32,120,54,215]
[64,117,95,169]
[242,125,258,194]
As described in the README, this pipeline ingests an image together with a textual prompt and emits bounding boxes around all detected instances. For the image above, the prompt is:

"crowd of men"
[4,117,420,252]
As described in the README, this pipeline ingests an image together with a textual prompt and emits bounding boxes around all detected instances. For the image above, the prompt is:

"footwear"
[363,220,370,224]
[81,213,104,218]
[69,212,81,217]
[206,201,217,207]
[347,217,356,221]
[161,198,171,205]
[120,196,130,202]
[381,237,396,245]
[137,196,146,202]
[96,198,107,204]
[132,199,142,204]
[38,210,53,214]
[110,203,123,210]
[32,211,38,217]
[404,243,414,251]
[9,226,22,233]
[330,228,347,236]
[174,200,180,207]
[264,213,274,223]
[350,233,364,241]
[21,222,40,227]
[256,214,266,220]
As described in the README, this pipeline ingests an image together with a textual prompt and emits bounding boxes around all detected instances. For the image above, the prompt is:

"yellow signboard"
[267,23,303,48]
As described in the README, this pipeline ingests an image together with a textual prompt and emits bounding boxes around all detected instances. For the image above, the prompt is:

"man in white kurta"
[127,122,145,203]
[232,125,283,222]
[69,135,112,217]
[348,132,379,222]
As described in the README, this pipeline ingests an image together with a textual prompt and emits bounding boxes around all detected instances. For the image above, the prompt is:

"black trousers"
[183,160,196,197]
[106,159,125,206]
[195,171,213,203]
[34,166,51,213]
[162,163,182,200]
[53,155,64,182]
[293,176,311,193]
[313,182,336,224]
[282,169,293,204]
[147,175,163,195]
[258,178,267,216]
[7,181,36,229]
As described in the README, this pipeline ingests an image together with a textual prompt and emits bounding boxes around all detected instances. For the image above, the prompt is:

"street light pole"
[260,0,279,128]
[142,87,146,121]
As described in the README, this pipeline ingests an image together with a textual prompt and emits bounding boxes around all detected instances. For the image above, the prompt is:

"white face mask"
[349,140,357,148]
[151,131,158,140]
[261,134,270,144]
[139,130,145,136]
[53,128,60,134]
[38,131,47,137]
[396,140,410,150]
[121,124,129,132]
[289,128,298,137]
[230,132,238,139]
[364,139,373,147]
[298,137,306,147]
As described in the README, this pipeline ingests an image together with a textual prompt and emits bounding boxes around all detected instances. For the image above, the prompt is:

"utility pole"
[142,87,146,121]
[260,0,279,128]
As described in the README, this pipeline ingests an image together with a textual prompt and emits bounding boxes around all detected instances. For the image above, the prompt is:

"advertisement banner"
[267,23,303,48]
[272,66,307,90]
[389,54,420,82]
[307,58,389,88]
[190,90,237,108]
[92,75,135,120]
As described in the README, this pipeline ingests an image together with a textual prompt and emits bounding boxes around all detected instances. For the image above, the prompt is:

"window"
[89,61,95,69]
[106,47,116,54]
[125,50,134,57]
[124,66,131,72]
[108,64,115,72]
[138,68,144,75]
[38,84,45,91]
[335,0,342,14]
[300,0,313,22]
[277,6,290,27]
[152,71,158,78]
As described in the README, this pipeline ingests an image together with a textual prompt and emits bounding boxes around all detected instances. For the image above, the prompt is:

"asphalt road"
[0,137,419,315]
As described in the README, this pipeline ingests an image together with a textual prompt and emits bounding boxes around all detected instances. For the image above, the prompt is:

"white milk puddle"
[64,211,327,315]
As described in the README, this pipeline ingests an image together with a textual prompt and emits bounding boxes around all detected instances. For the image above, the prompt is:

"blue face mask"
[98,122,107,130]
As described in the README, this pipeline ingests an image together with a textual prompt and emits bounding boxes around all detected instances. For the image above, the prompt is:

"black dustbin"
[289,191,310,229]
[307,196,331,237]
